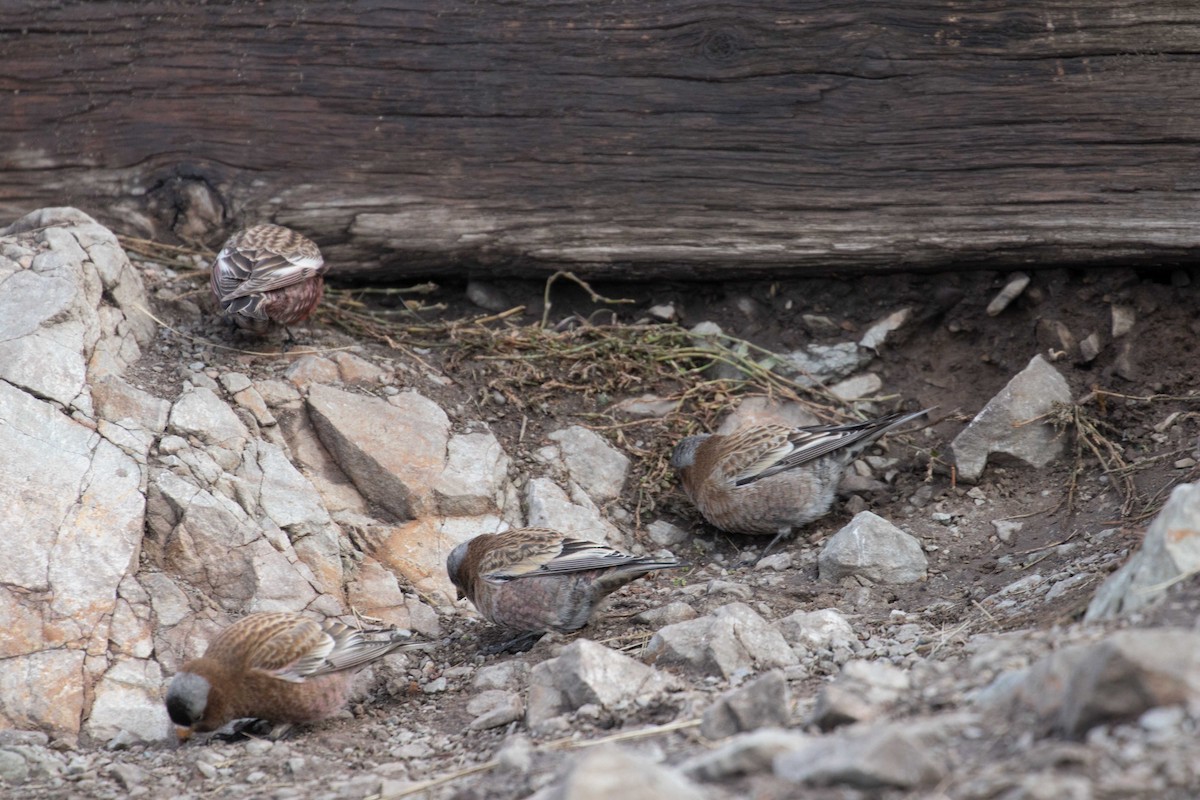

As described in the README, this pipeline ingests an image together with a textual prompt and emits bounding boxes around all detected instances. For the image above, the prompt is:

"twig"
[540,271,636,329]
[970,599,999,626]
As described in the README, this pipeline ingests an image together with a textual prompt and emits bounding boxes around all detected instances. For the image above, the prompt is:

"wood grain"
[3,2,1199,280]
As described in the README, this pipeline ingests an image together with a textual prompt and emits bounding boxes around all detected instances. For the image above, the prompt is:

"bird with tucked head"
[671,408,931,558]
[447,527,683,653]
[209,224,328,337]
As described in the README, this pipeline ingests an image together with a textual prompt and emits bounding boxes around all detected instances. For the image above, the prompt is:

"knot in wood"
[701,29,742,64]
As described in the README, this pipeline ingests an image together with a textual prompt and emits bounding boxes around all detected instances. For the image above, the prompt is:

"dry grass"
[318,277,861,525]
[1048,388,1200,523]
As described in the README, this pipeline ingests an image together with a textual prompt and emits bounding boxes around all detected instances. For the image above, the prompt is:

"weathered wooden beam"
[2,2,1199,280]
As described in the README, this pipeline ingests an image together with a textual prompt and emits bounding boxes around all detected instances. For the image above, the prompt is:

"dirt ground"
[34,258,1200,799]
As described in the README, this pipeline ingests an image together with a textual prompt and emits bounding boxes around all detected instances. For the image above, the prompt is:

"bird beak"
[175,725,193,744]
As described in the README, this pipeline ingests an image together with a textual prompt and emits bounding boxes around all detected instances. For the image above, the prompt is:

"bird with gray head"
[447,527,684,653]
[671,408,931,559]
[166,611,429,742]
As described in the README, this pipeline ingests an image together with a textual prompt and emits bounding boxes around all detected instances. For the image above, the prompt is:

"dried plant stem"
[540,270,638,329]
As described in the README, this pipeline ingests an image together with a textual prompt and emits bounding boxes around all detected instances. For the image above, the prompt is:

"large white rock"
[433,430,512,515]
[552,639,679,711]
[0,380,143,736]
[525,477,624,545]
[526,640,680,733]
[147,467,324,615]
[0,650,86,734]
[83,658,170,743]
[169,385,251,453]
[0,208,153,413]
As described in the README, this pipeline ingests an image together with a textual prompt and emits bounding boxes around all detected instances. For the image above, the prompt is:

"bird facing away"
[671,409,930,555]
[165,612,428,742]
[447,528,683,653]
[208,224,328,335]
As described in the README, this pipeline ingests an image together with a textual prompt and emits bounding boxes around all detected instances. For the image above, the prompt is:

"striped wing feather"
[212,225,325,302]
[722,411,928,487]
[205,613,334,683]
[711,425,797,486]
[304,621,417,677]
[477,528,648,582]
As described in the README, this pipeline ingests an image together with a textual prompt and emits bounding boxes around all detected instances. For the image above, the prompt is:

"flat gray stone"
[149,469,320,615]
[829,373,884,401]
[777,608,858,655]
[466,689,524,730]
[701,670,791,739]
[0,379,143,738]
[818,511,927,584]
[433,430,511,516]
[91,375,171,434]
[633,601,698,627]
[983,628,1200,738]
[644,603,797,678]
[552,639,679,711]
[773,721,946,789]
[646,520,688,547]
[546,426,630,504]
[680,728,810,781]
[525,477,622,545]
[473,661,531,691]
[810,660,910,730]
[0,210,152,412]
[307,384,449,519]
[82,657,169,743]
[951,354,1070,483]
[781,342,871,387]
[551,747,706,800]
[0,267,76,341]
[169,386,250,452]
[859,307,912,351]
[610,394,677,419]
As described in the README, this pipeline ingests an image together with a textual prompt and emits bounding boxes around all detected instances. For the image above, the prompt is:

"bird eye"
[166,695,199,726]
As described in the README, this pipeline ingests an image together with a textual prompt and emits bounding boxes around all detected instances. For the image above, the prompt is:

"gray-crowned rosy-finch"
[165,612,427,742]
[447,527,682,653]
[209,224,327,335]
[671,409,930,556]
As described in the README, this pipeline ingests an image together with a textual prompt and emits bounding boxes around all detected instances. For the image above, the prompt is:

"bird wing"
[477,528,648,582]
[303,621,423,678]
[728,410,929,486]
[211,226,325,303]
[206,613,334,684]
[217,249,325,302]
[710,424,799,487]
